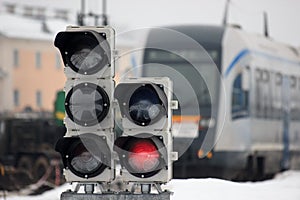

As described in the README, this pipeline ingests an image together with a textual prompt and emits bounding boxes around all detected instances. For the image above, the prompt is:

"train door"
[230,66,251,150]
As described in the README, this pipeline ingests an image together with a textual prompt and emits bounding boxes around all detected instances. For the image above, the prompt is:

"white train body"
[142,25,300,179]
[217,27,300,173]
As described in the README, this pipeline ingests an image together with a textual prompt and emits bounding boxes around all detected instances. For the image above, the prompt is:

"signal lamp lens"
[55,31,110,75]
[114,135,167,178]
[71,143,102,174]
[70,48,103,74]
[55,134,111,178]
[128,139,160,173]
[129,86,162,126]
[65,82,110,126]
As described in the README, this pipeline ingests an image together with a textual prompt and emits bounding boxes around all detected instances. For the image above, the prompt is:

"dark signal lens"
[70,48,103,73]
[65,82,110,126]
[71,143,102,174]
[128,140,160,173]
[61,32,110,75]
[55,134,111,178]
[129,85,162,126]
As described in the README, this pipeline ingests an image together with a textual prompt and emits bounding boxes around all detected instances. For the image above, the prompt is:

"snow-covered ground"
[4,171,300,200]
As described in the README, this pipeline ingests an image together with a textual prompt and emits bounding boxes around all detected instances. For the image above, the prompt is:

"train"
[140,25,300,180]
[0,114,65,190]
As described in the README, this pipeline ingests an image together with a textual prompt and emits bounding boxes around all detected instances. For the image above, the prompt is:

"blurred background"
[0,0,300,196]
[0,0,299,114]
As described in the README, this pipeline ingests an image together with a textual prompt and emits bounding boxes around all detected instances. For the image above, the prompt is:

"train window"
[232,73,249,119]
[255,69,272,119]
[143,48,219,116]
[275,73,283,85]
[290,76,296,88]
[290,76,300,120]
[262,70,270,82]
[144,49,219,63]
[272,72,283,119]
[255,69,263,118]
[264,71,272,118]
[255,69,262,80]
[268,71,280,119]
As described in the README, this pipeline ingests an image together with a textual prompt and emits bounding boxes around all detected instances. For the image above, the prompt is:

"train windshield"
[142,48,220,116]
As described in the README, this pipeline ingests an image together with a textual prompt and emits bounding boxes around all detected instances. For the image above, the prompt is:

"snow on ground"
[165,171,300,200]
[4,171,300,200]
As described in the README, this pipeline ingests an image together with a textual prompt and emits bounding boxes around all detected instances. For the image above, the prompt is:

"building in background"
[0,3,68,113]
[0,1,136,114]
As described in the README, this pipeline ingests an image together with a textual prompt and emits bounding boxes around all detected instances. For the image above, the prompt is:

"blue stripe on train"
[224,49,300,77]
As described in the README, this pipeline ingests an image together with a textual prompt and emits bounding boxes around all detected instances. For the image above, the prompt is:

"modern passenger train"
[141,25,300,180]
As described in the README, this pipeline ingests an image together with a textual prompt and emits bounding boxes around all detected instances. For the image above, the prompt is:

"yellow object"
[55,111,65,120]
[197,149,213,159]
[197,149,204,158]
[173,115,201,123]
[207,151,213,159]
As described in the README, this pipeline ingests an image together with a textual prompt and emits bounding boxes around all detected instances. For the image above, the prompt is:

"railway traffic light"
[54,26,115,182]
[114,77,178,183]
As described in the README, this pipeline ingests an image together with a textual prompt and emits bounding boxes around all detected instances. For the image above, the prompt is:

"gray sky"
[2,0,300,46]
[101,0,300,46]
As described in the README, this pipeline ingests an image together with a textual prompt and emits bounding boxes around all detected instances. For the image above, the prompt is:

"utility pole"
[102,0,108,26]
[79,0,109,26]
[263,11,269,37]
[222,0,230,26]
[77,0,85,26]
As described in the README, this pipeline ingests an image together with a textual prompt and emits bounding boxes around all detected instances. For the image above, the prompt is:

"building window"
[55,9,69,20]
[14,90,19,107]
[0,67,5,78]
[36,7,46,19]
[232,73,249,119]
[23,6,34,17]
[13,49,19,67]
[5,4,16,14]
[36,91,42,107]
[36,52,41,68]
[56,53,62,69]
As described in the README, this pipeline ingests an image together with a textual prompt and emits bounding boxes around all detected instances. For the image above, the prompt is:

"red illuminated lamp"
[114,135,167,178]
[128,139,160,173]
